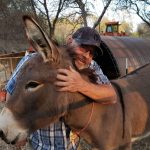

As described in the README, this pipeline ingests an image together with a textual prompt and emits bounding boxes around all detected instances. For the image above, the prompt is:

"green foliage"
[1,0,33,12]
[131,32,139,38]
[137,23,150,38]
[119,21,133,35]
[95,17,109,33]
[54,18,81,44]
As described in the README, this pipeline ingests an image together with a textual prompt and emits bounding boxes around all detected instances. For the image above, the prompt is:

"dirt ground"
[1,102,150,150]
[78,138,150,150]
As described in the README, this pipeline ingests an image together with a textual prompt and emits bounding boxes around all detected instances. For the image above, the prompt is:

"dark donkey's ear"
[23,15,59,63]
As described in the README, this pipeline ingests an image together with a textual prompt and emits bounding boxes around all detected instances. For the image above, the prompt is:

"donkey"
[0,16,150,150]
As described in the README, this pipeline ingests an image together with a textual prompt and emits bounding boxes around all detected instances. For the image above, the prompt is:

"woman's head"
[72,27,101,47]
[67,27,102,69]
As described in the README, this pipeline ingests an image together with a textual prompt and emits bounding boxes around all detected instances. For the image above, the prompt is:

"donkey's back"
[113,63,150,143]
[67,64,150,149]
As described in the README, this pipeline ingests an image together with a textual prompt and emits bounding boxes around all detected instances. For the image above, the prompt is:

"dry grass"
[0,140,30,150]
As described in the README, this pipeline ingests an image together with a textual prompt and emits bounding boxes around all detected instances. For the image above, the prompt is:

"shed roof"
[99,36,150,79]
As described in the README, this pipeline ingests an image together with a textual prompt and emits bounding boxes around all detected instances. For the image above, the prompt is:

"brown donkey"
[0,16,150,150]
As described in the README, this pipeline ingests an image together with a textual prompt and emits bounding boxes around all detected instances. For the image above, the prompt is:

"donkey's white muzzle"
[0,108,28,144]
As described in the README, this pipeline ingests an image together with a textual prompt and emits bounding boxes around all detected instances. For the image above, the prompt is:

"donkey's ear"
[23,15,59,63]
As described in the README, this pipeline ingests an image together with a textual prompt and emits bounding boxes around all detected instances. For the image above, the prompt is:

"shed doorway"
[94,41,120,80]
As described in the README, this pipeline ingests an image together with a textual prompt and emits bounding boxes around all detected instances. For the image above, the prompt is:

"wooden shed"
[0,51,25,89]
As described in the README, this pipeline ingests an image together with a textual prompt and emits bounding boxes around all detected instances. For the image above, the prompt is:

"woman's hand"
[55,66,85,92]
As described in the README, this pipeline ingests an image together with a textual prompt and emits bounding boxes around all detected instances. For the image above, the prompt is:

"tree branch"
[93,0,112,29]
[43,0,52,36]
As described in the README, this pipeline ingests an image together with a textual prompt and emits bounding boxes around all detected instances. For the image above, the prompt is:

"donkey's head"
[0,16,81,144]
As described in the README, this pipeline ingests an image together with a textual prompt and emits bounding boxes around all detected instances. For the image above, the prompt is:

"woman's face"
[74,46,93,69]
[68,39,93,69]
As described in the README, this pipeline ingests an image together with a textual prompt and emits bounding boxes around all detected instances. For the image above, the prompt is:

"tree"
[62,0,94,27]
[95,17,109,33]
[137,23,150,38]
[30,0,95,37]
[74,0,88,27]
[31,0,69,37]
[113,0,150,27]
[0,0,34,52]
[119,21,133,35]
[93,0,113,29]
[55,17,81,43]
[30,0,38,19]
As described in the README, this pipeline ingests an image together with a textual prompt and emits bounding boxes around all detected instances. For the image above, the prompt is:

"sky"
[91,0,143,31]
[41,0,144,32]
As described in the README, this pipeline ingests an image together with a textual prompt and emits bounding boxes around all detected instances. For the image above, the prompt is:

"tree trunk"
[75,0,88,27]
[30,0,38,20]
[43,0,52,37]
[93,0,112,29]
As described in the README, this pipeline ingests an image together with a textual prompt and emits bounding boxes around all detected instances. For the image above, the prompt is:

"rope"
[67,102,94,150]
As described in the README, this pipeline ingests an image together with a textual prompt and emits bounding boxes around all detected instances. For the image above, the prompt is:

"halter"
[74,102,94,136]
[67,102,94,149]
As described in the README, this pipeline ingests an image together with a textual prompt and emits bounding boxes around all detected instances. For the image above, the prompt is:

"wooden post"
[10,58,13,74]
[126,58,128,74]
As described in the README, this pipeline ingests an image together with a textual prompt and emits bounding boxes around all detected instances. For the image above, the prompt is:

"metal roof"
[99,36,150,79]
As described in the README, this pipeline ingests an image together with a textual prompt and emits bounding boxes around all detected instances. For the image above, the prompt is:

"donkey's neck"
[63,92,93,134]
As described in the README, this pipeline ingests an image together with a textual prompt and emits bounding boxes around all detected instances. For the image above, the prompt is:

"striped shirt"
[6,54,109,150]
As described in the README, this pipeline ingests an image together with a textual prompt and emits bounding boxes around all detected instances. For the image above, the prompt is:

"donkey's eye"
[25,81,43,92]
[25,81,39,89]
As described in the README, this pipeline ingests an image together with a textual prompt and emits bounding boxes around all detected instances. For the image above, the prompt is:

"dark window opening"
[106,25,112,33]
[94,41,120,80]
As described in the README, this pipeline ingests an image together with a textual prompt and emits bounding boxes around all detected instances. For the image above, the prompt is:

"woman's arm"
[55,66,117,103]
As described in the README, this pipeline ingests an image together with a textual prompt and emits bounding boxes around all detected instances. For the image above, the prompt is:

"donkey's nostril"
[0,130,7,143]
[0,130,10,144]
[0,130,4,139]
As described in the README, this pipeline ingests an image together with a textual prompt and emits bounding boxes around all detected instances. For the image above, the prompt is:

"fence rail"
[0,56,22,89]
